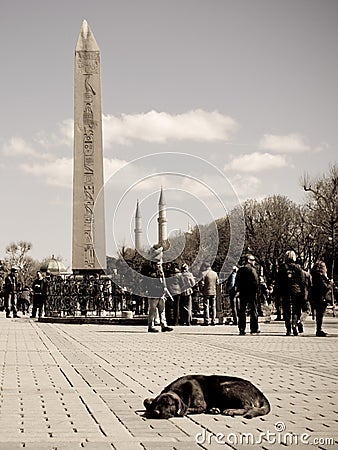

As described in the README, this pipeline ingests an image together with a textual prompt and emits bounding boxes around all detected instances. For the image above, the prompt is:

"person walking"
[144,261,173,333]
[275,251,305,336]
[180,263,195,325]
[226,266,238,325]
[31,271,47,318]
[310,261,333,337]
[298,268,312,333]
[200,263,219,326]
[4,267,20,318]
[166,264,183,326]
[235,254,260,335]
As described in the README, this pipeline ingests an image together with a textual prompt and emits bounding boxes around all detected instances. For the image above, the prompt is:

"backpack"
[285,263,304,295]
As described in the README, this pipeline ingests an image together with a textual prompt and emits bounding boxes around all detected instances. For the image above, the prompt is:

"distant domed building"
[41,255,69,276]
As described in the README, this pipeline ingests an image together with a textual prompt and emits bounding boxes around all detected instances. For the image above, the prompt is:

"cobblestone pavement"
[0,314,337,449]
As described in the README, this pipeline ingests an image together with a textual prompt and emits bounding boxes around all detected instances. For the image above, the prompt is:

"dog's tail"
[244,396,271,419]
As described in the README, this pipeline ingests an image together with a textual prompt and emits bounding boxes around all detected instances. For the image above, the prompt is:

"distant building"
[134,200,142,252]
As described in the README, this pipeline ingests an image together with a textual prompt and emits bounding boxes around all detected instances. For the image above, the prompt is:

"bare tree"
[242,195,305,282]
[3,241,40,287]
[302,164,338,279]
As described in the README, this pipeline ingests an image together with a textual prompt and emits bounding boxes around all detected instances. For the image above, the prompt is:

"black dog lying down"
[144,374,270,419]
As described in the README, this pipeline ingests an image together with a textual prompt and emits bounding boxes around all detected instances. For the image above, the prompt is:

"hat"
[11,267,18,272]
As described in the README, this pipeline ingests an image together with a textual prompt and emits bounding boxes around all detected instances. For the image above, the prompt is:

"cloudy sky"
[1,0,337,267]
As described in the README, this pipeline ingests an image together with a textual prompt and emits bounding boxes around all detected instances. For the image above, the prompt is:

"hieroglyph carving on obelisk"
[72,20,106,272]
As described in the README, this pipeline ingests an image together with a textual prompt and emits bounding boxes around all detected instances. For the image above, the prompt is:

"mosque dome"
[41,255,69,275]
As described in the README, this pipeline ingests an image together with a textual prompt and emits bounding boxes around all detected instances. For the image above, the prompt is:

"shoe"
[316,330,327,337]
[201,322,209,326]
[274,317,283,321]
[297,322,304,333]
[211,322,216,326]
[6,314,10,318]
[292,327,298,336]
[250,330,261,335]
[286,331,291,336]
[13,315,18,318]
[162,326,173,332]
[239,330,246,336]
[148,327,159,333]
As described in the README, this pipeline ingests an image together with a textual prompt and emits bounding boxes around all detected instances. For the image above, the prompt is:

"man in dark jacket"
[31,271,48,318]
[4,267,20,318]
[235,255,259,335]
[275,251,305,336]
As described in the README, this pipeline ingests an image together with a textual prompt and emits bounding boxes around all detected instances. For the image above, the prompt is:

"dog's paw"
[243,411,254,419]
[222,409,235,417]
[208,407,221,414]
[143,398,154,410]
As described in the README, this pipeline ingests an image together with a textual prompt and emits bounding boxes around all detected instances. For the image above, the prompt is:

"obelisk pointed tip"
[81,19,89,36]
[76,19,100,51]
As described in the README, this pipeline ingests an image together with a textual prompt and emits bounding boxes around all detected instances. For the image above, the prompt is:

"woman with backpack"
[310,261,333,337]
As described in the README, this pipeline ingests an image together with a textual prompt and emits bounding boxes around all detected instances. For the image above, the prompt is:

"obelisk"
[72,20,106,273]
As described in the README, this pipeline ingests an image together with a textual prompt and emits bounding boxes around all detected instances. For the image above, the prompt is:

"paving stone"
[0,316,337,449]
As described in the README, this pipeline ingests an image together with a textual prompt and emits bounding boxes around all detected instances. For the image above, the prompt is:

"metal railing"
[44,274,234,320]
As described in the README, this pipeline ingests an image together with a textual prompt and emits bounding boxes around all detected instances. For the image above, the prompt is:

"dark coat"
[310,268,331,305]
[4,274,20,299]
[235,264,258,296]
[274,262,305,298]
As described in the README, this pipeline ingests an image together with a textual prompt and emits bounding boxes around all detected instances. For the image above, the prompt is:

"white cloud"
[104,158,128,180]
[224,152,287,172]
[34,119,74,148]
[2,137,47,159]
[228,174,262,201]
[20,157,72,188]
[103,109,239,145]
[19,156,128,189]
[259,133,310,153]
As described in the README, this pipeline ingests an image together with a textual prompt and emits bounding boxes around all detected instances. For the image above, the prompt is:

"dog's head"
[144,392,187,419]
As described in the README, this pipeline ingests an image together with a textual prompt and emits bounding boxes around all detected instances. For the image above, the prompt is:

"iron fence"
[44,274,234,320]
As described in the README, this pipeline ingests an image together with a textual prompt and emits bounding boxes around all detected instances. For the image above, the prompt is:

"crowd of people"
[140,249,335,336]
[2,268,48,319]
[1,249,335,338]
[229,250,334,337]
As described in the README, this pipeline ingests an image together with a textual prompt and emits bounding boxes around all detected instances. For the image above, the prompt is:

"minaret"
[134,200,142,252]
[158,187,168,247]
[72,20,106,273]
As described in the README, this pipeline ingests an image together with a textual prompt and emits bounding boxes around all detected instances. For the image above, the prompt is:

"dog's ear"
[143,397,155,411]
[174,395,188,416]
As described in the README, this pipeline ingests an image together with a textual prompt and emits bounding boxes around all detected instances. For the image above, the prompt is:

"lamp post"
[328,236,336,317]
[307,234,314,270]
